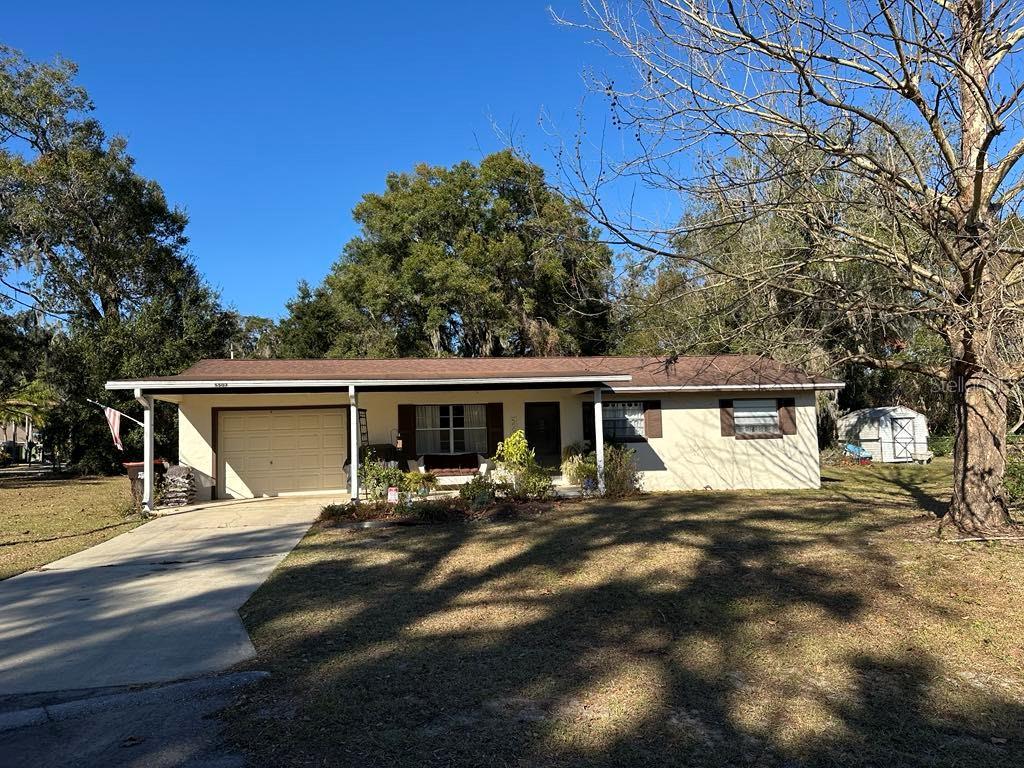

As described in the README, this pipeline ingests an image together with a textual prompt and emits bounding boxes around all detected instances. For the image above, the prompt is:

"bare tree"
[556,0,1024,532]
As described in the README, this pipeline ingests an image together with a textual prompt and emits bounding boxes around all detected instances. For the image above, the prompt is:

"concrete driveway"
[0,497,325,695]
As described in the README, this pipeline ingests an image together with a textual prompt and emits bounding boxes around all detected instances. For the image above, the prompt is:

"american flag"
[104,407,124,451]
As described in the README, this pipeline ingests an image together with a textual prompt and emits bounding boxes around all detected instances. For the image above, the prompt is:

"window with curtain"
[733,399,780,435]
[603,401,646,440]
[415,404,487,454]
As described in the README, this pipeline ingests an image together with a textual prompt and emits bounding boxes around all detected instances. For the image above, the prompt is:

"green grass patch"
[0,474,143,579]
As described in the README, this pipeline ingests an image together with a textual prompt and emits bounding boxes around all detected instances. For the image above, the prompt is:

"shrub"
[494,429,535,471]
[493,429,553,500]
[558,444,640,497]
[561,441,591,460]
[320,502,349,519]
[320,497,469,524]
[459,474,496,509]
[75,448,118,475]
[322,496,463,521]
[1005,456,1024,502]
[406,497,466,522]
[504,468,553,501]
[320,500,395,521]
[604,444,641,497]
[928,435,954,457]
[359,457,406,500]
[561,451,598,488]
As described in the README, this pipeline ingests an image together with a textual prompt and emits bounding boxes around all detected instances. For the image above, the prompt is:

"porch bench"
[412,452,490,486]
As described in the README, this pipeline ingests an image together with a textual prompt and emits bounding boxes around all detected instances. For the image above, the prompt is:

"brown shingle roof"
[123,355,841,390]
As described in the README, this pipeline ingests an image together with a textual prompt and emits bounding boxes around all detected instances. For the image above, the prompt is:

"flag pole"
[85,398,145,427]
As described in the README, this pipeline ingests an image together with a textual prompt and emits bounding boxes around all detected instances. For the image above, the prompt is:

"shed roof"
[838,405,926,421]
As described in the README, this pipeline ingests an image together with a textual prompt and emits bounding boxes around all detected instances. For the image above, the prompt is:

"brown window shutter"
[397,404,416,458]
[643,401,662,438]
[582,401,595,444]
[485,402,504,458]
[778,398,797,435]
[719,399,735,437]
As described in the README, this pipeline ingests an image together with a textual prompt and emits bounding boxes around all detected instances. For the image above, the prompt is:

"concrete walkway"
[0,497,325,695]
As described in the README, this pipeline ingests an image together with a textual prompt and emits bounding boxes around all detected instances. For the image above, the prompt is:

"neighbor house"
[0,411,39,464]
[105,355,844,511]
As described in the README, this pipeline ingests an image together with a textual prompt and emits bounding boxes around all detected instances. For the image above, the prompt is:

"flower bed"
[319,494,555,527]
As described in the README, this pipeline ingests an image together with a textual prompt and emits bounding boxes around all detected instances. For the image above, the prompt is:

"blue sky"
[7,1,621,319]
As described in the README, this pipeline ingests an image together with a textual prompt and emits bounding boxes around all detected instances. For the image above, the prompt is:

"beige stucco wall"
[629,391,820,492]
[171,387,821,500]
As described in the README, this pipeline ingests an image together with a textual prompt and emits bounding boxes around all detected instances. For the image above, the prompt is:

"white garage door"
[219,408,347,499]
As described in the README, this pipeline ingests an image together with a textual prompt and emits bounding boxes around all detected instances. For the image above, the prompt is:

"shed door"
[219,408,346,498]
[891,417,915,461]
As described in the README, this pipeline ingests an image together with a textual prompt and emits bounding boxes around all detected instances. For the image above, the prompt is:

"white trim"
[106,375,634,391]
[594,389,605,495]
[608,383,844,392]
[134,389,154,514]
[349,384,359,504]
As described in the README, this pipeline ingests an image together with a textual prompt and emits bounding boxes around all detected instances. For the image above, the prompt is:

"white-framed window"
[603,401,646,441]
[415,404,487,454]
[733,399,780,436]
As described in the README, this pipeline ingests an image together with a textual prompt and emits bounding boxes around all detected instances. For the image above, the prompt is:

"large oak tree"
[564,0,1024,532]
[0,46,236,470]
[278,151,615,358]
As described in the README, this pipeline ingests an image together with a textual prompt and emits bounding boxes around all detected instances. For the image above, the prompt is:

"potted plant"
[403,470,439,498]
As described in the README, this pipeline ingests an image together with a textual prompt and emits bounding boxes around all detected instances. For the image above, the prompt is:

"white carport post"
[349,384,359,503]
[134,388,154,514]
[594,387,606,495]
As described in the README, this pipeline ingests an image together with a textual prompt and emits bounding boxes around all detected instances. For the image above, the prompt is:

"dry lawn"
[226,459,1024,767]
[0,474,142,580]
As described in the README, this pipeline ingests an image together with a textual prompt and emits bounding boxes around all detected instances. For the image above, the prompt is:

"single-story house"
[105,355,844,511]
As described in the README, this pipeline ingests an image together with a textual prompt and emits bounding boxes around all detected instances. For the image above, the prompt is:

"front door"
[525,402,561,469]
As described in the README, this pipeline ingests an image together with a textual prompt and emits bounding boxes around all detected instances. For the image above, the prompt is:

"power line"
[0,291,69,321]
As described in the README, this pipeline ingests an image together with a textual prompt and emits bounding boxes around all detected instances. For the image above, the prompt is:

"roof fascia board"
[608,383,845,392]
[106,374,634,391]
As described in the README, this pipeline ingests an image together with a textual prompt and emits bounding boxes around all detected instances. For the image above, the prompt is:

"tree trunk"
[948,365,1013,533]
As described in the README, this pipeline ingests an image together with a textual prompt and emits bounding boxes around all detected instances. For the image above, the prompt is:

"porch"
[117,381,626,511]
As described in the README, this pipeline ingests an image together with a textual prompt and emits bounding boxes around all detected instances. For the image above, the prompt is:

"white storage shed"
[837,406,929,463]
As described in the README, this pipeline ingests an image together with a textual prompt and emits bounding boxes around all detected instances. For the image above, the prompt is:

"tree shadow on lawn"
[225,487,1023,767]
[0,520,138,548]
[822,463,951,521]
